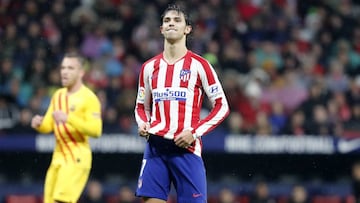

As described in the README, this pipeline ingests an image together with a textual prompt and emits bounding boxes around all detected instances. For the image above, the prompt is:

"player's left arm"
[191,62,230,137]
[67,95,102,138]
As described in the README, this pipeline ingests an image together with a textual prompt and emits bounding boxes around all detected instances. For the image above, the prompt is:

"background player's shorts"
[43,163,90,203]
[136,135,207,203]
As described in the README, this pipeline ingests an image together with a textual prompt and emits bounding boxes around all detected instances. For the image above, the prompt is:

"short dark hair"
[63,52,86,67]
[161,4,191,26]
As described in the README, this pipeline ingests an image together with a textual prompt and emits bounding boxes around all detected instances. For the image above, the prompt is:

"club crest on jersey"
[70,105,76,112]
[179,69,191,82]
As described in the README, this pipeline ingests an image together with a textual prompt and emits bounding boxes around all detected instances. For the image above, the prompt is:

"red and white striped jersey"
[135,51,229,153]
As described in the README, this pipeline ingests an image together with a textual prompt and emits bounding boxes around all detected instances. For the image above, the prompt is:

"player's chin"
[165,35,180,41]
[61,81,69,87]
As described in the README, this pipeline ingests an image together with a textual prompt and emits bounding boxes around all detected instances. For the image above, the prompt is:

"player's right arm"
[31,97,55,134]
[135,64,152,137]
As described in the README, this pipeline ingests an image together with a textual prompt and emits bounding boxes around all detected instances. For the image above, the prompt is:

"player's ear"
[184,25,192,35]
[160,26,164,34]
[80,67,85,77]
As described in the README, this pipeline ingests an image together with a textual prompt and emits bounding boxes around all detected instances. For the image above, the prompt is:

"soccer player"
[134,4,230,203]
[31,53,102,203]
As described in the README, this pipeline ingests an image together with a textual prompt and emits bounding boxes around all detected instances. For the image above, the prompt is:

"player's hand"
[174,130,195,148]
[31,115,43,128]
[138,122,150,138]
[53,110,68,124]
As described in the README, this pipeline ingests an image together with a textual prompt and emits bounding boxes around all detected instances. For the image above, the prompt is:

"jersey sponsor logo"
[209,84,219,93]
[208,84,222,99]
[137,87,146,102]
[153,87,187,102]
[179,69,191,82]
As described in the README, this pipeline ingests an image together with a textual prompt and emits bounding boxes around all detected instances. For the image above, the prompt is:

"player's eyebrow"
[163,16,182,22]
[61,65,75,69]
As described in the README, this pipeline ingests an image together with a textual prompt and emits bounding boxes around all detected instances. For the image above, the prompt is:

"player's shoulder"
[188,51,212,68]
[189,51,206,61]
[81,85,97,96]
[187,51,210,65]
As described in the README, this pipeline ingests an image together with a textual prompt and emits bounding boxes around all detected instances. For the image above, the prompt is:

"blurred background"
[1,0,360,202]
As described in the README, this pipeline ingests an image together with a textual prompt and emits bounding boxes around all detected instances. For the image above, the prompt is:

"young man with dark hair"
[134,4,229,203]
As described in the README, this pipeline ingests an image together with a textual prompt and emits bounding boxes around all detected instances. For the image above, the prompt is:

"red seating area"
[311,195,342,203]
[5,195,40,203]
[4,194,357,203]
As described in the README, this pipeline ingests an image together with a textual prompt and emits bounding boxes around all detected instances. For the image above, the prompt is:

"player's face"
[160,10,191,42]
[60,57,84,88]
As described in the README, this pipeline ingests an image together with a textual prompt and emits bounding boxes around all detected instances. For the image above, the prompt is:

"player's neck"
[163,42,188,64]
[67,81,83,94]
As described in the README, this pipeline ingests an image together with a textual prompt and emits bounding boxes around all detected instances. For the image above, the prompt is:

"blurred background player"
[287,185,309,203]
[352,161,360,203]
[134,3,229,203]
[80,179,107,203]
[31,52,103,203]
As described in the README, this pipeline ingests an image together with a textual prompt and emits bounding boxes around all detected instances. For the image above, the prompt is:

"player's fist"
[174,129,194,148]
[138,122,150,138]
[31,115,43,128]
[53,110,68,124]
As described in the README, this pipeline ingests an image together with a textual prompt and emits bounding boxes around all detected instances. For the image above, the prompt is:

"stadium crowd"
[1,0,360,203]
[0,0,360,138]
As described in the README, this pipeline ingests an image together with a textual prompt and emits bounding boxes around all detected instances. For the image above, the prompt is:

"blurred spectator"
[254,41,283,76]
[306,104,335,136]
[225,112,247,135]
[116,185,139,203]
[85,61,109,90]
[0,58,17,94]
[352,162,360,203]
[0,95,19,131]
[237,76,271,132]
[221,38,246,71]
[346,77,360,106]
[25,58,48,90]
[325,59,349,93]
[269,101,287,135]
[249,181,276,203]
[280,109,308,136]
[254,111,272,136]
[217,187,239,203]
[299,81,329,119]
[80,179,107,203]
[70,1,98,27]
[5,108,34,134]
[344,103,360,137]
[103,106,122,134]
[81,26,109,59]
[2,24,18,59]
[287,185,309,203]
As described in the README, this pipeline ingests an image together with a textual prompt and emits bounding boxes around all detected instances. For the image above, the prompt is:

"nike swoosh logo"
[192,193,202,198]
[338,139,360,153]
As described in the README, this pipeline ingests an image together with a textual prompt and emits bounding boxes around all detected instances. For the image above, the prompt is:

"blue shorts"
[135,135,207,203]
